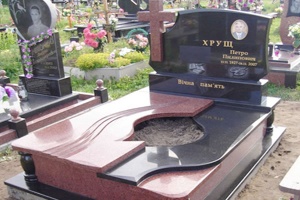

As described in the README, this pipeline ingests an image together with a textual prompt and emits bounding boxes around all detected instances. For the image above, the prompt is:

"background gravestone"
[118,0,149,14]
[279,0,300,44]
[9,0,72,96]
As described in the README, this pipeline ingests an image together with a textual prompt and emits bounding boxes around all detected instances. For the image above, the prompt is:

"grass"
[266,74,300,101]
[0,146,18,162]
[71,67,153,100]
[269,18,281,43]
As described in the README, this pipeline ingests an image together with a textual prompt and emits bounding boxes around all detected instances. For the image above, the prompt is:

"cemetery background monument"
[5,1,285,199]
[265,0,300,89]
[280,0,300,44]
[9,0,71,97]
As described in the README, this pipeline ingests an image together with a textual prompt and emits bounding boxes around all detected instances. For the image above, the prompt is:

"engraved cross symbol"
[138,0,175,62]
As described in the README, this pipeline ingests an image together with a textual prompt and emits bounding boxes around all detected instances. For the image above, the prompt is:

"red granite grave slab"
[12,88,213,185]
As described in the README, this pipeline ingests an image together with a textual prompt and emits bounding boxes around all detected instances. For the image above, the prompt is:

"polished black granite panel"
[20,75,72,97]
[99,102,272,185]
[118,0,149,14]
[149,72,268,104]
[205,126,285,199]
[150,9,271,81]
[5,173,93,200]
[30,32,65,78]
[0,92,79,127]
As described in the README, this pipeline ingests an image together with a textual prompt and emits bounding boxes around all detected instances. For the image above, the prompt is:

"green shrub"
[109,57,131,68]
[0,48,23,80]
[76,51,145,70]
[75,53,110,71]
[0,32,18,50]
[123,52,145,63]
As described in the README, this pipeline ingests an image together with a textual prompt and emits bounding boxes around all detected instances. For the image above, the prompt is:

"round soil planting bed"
[133,117,204,147]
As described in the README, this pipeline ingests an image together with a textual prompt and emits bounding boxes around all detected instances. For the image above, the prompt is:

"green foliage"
[123,52,146,63]
[269,18,281,43]
[106,67,153,100]
[0,31,18,50]
[104,38,130,53]
[75,53,111,70]
[262,0,280,14]
[265,74,300,101]
[55,19,70,31]
[0,146,18,162]
[109,57,131,68]
[0,47,22,80]
[63,45,94,66]
[0,5,11,25]
[75,50,146,70]
[1,0,8,6]
[71,67,153,99]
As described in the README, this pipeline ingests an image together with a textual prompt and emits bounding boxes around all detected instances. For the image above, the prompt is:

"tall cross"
[138,0,175,62]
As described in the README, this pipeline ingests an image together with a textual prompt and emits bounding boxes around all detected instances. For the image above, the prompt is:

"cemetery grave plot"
[5,1,285,200]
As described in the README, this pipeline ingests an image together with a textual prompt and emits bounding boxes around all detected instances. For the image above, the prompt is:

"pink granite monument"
[5,2,286,200]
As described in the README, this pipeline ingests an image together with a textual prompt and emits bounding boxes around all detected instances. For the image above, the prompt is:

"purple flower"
[22,55,27,59]
[249,0,253,3]
[25,74,33,78]
[26,62,32,65]
[4,86,15,98]
[21,47,26,52]
[47,29,53,35]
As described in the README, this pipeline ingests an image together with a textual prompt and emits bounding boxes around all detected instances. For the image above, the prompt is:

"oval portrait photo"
[231,19,248,41]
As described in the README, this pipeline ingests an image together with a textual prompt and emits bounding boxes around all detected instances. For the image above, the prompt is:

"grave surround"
[5,2,285,200]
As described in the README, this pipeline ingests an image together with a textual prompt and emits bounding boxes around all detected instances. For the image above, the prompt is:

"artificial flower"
[18,29,54,78]
[83,24,107,51]
[128,34,149,52]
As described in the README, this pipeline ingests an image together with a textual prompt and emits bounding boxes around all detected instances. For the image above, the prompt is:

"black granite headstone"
[19,75,72,97]
[149,9,272,104]
[118,0,149,14]
[30,32,64,78]
[18,32,71,97]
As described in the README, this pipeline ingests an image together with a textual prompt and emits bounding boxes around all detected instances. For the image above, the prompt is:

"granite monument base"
[5,88,284,200]
[20,75,72,97]
[0,92,78,127]
[5,126,284,200]
[267,45,300,89]
[264,68,300,89]
[149,72,268,105]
